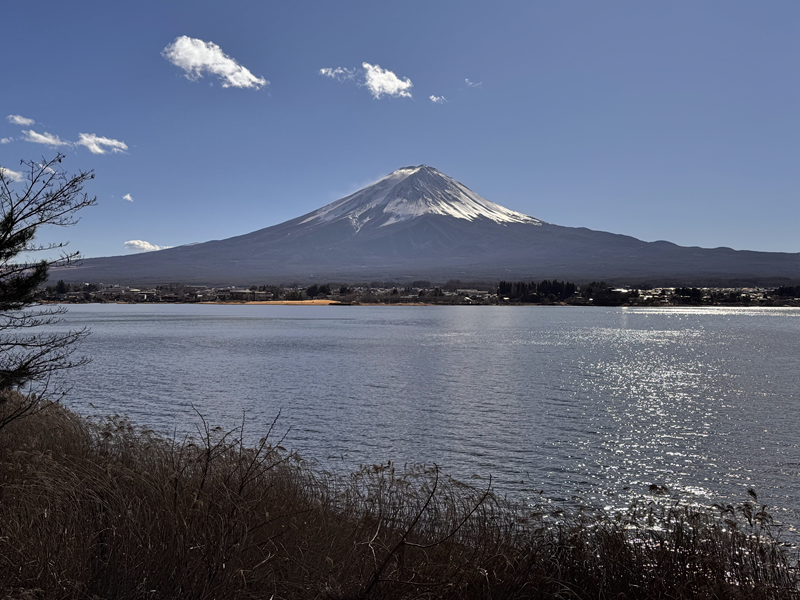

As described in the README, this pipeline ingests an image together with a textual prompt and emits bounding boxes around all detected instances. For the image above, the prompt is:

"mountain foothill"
[58,166,800,287]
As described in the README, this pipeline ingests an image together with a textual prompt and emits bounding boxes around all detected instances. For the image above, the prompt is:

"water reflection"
[51,304,800,532]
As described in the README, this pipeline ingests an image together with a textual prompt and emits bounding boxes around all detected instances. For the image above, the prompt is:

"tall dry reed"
[0,392,797,599]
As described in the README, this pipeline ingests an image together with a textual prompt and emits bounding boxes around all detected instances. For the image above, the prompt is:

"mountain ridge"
[298,165,542,230]
[56,166,799,286]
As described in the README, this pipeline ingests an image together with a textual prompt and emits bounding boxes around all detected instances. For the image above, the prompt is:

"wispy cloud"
[18,126,128,156]
[124,240,171,253]
[429,95,447,104]
[76,133,128,154]
[319,62,413,99]
[7,114,34,126]
[162,36,268,89]
[465,78,483,88]
[319,67,356,81]
[123,193,133,202]
[21,130,71,147]
[0,166,23,182]
[0,138,12,144]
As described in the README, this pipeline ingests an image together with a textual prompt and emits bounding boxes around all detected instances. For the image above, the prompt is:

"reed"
[0,392,797,599]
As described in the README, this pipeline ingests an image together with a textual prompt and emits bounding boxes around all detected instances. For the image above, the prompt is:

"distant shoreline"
[42,299,800,308]
[201,300,439,306]
[205,299,340,306]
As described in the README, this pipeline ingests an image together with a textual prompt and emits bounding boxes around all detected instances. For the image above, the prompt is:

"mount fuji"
[60,165,799,286]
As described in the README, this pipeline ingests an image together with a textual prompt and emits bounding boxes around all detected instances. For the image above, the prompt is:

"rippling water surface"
[50,304,800,530]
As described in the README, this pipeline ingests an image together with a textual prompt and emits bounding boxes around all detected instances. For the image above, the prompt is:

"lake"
[48,303,800,532]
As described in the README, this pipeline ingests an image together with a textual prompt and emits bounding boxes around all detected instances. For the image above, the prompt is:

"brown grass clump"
[0,393,798,599]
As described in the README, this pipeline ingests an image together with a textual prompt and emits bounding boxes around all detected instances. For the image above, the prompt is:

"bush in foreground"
[0,392,798,599]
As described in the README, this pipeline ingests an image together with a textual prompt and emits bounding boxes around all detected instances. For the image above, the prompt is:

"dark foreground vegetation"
[1,393,799,600]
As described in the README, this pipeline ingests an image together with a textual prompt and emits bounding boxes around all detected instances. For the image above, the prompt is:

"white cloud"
[320,63,414,99]
[76,133,128,154]
[429,95,447,104]
[7,114,34,126]
[17,127,128,155]
[123,193,133,202]
[125,240,172,252]
[465,78,483,88]
[0,137,12,144]
[319,67,357,81]
[0,166,23,182]
[21,130,71,147]
[162,36,268,89]
[362,62,413,99]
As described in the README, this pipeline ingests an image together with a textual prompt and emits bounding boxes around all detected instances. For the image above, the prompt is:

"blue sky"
[2,1,798,258]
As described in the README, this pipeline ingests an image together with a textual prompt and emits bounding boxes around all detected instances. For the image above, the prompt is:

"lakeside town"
[37,279,800,307]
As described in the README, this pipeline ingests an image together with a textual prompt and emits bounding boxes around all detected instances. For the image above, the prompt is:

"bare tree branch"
[0,153,96,430]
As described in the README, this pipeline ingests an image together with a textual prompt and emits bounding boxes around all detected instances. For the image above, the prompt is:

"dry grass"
[0,392,798,599]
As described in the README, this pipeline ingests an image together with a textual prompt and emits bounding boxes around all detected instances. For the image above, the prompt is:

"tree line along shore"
[38,279,800,307]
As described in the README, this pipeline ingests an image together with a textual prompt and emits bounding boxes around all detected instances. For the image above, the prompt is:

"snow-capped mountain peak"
[301,165,542,231]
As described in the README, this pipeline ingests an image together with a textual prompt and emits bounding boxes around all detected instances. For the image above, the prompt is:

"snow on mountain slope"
[300,165,542,232]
